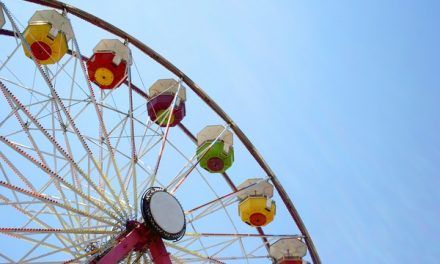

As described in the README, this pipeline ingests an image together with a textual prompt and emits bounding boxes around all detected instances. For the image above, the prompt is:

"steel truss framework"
[0,0,320,263]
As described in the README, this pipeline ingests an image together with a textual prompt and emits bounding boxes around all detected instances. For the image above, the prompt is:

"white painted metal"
[237,178,274,200]
[197,125,233,152]
[148,78,186,102]
[270,238,308,260]
[196,125,233,154]
[92,39,132,65]
[28,10,73,41]
[149,191,185,234]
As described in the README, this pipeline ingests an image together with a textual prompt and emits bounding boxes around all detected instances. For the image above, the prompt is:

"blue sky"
[3,0,440,263]
[123,1,439,262]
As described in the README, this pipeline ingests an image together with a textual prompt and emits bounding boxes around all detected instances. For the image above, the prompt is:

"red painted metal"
[207,157,224,172]
[278,260,304,264]
[91,221,171,264]
[148,235,173,264]
[30,41,51,60]
[250,212,267,227]
[86,52,127,89]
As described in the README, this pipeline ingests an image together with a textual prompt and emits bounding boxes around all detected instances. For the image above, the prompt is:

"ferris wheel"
[0,1,320,263]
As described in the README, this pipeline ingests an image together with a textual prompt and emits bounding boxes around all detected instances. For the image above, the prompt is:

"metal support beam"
[91,221,171,264]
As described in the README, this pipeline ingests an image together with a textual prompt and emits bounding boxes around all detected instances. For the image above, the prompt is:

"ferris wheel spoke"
[179,235,260,264]
[102,118,133,194]
[0,128,121,221]
[62,249,98,264]
[166,150,205,194]
[168,127,270,252]
[203,238,239,259]
[58,118,85,215]
[136,124,163,160]
[185,232,301,239]
[46,58,89,100]
[95,101,147,128]
[104,113,130,140]
[115,155,136,200]
[4,139,64,161]
[3,93,48,164]
[23,202,80,247]
[47,53,75,83]
[68,26,132,217]
[18,233,57,263]
[0,59,26,88]
[0,252,14,263]
[0,231,67,254]
[66,49,79,112]
[0,198,77,252]
[223,204,250,264]
[135,123,243,225]
[24,233,109,263]
[0,193,80,252]
[132,133,163,177]
[0,76,51,101]
[168,255,186,264]
[167,125,230,194]
[186,167,253,263]
[187,196,236,224]
[0,40,21,72]
[182,255,270,262]
[81,136,146,202]
[131,57,147,92]
[0,83,123,219]
[164,242,225,264]
[0,180,115,226]
[186,221,210,261]
[185,179,271,224]
[1,89,79,226]
[0,161,24,212]
[1,10,129,217]
[150,81,183,186]
[47,104,85,241]
[0,227,117,235]
[0,200,43,206]
[1,140,74,226]
[0,138,121,225]
[126,63,139,218]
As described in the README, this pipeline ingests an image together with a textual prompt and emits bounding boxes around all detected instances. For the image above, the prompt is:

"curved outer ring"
[4,1,320,263]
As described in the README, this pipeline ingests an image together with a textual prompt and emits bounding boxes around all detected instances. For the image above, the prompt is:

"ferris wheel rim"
[0,0,320,263]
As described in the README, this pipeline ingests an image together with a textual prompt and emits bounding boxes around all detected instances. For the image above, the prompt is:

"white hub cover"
[149,191,185,234]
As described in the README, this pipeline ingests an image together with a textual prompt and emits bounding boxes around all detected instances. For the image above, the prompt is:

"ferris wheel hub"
[141,187,186,241]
